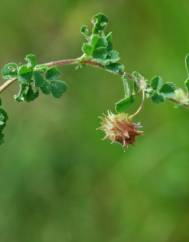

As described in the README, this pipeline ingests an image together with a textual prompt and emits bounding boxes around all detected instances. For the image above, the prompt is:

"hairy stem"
[0,57,108,94]
[0,57,188,111]
[45,58,104,69]
[130,90,145,119]
[0,57,120,94]
[0,78,17,93]
[45,58,79,67]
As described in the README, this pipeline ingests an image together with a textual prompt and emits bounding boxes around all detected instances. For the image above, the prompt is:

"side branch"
[0,57,189,110]
[0,58,107,94]
[0,78,17,93]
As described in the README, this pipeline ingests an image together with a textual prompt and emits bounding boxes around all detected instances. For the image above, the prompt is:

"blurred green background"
[0,0,189,241]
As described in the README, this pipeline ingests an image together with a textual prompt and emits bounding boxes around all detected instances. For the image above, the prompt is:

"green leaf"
[0,107,8,145]
[34,69,51,95]
[25,85,39,102]
[185,54,189,76]
[115,95,135,113]
[90,35,99,50]
[0,108,8,127]
[82,43,93,56]
[1,63,18,80]
[40,82,51,95]
[151,92,165,103]
[81,25,90,38]
[92,13,108,33]
[106,32,113,50]
[25,54,37,68]
[105,63,125,74]
[18,65,33,83]
[122,75,131,97]
[35,64,48,73]
[15,84,38,102]
[160,82,176,95]
[50,80,68,98]
[107,50,120,63]
[38,66,63,96]
[93,35,108,49]
[82,34,108,57]
[151,76,163,91]
[14,84,28,102]
[81,13,124,72]
[185,78,189,91]
[34,70,45,87]
[46,67,61,80]
[93,47,108,59]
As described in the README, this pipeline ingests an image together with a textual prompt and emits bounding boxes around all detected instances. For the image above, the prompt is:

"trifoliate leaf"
[107,50,120,63]
[94,35,108,49]
[151,76,163,91]
[14,84,28,102]
[46,67,61,80]
[92,13,108,33]
[151,92,165,103]
[82,43,93,56]
[1,63,18,80]
[50,80,68,98]
[40,82,51,95]
[93,47,108,60]
[81,25,90,38]
[24,85,39,102]
[81,12,123,71]
[34,69,51,95]
[82,34,108,57]
[115,95,135,113]
[105,63,125,74]
[25,54,37,68]
[160,82,176,95]
[18,65,33,83]
[34,70,45,87]
[15,83,38,102]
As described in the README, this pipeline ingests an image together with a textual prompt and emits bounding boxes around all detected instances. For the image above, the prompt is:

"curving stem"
[129,90,145,119]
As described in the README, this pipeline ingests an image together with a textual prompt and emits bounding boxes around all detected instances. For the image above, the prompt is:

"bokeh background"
[0,0,189,241]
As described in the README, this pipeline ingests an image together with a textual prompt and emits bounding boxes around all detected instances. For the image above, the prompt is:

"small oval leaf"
[115,95,135,113]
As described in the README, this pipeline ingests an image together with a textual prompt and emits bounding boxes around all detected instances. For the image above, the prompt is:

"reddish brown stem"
[0,78,17,93]
[0,58,106,94]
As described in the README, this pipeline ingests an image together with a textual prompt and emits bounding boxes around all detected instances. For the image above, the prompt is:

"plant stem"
[45,58,104,69]
[0,57,189,110]
[129,90,145,119]
[122,72,131,97]
[0,57,114,94]
[0,78,17,93]
[45,58,78,67]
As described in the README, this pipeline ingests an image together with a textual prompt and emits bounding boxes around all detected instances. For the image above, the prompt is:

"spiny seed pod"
[99,111,143,148]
